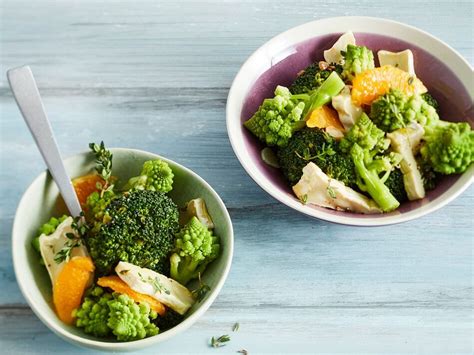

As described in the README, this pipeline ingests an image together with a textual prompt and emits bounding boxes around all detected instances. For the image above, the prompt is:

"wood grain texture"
[0,0,473,353]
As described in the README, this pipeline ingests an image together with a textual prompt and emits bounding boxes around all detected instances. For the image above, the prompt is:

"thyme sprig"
[54,214,86,264]
[192,272,211,302]
[89,141,114,195]
[210,334,230,348]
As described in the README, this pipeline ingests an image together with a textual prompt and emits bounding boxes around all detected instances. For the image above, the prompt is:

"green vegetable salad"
[33,142,220,341]
[244,32,473,214]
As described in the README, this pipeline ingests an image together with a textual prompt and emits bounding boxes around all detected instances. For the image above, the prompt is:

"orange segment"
[306,105,344,131]
[72,174,104,208]
[352,65,427,106]
[98,275,166,316]
[53,256,95,325]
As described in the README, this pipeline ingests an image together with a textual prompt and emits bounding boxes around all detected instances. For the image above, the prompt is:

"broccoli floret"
[350,144,400,212]
[277,127,356,187]
[170,217,220,285]
[384,168,408,203]
[341,114,400,211]
[421,121,474,174]
[86,190,180,276]
[370,89,439,132]
[341,44,375,81]
[124,160,174,193]
[417,157,438,191]
[422,92,440,113]
[74,286,159,341]
[32,215,69,253]
[153,308,184,332]
[244,72,345,147]
[289,63,343,94]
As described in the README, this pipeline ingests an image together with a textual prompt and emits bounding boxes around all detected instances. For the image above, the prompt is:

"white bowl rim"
[226,16,473,226]
[12,147,234,350]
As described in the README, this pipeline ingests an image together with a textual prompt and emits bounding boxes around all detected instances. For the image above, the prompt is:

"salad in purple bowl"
[241,31,473,215]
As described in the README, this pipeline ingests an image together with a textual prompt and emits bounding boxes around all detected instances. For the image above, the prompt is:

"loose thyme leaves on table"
[237,350,248,355]
[210,334,231,348]
[232,322,240,332]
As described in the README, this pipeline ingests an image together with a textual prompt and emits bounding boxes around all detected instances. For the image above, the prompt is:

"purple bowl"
[227,17,473,225]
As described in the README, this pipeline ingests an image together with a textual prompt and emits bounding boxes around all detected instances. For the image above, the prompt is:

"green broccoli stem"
[351,144,400,212]
[304,71,345,116]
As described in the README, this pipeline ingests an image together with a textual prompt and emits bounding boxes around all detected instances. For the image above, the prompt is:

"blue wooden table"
[1,1,473,353]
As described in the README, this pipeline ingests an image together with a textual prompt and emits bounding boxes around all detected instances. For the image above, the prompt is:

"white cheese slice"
[116,261,195,315]
[323,31,356,64]
[377,49,415,75]
[39,217,89,285]
[293,162,382,214]
[331,86,363,131]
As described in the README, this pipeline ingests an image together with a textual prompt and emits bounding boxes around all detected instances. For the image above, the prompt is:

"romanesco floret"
[124,160,174,193]
[244,72,345,147]
[73,286,159,341]
[421,121,474,174]
[342,44,375,81]
[340,113,389,154]
[74,287,112,337]
[170,216,220,285]
[370,89,439,132]
[107,294,159,341]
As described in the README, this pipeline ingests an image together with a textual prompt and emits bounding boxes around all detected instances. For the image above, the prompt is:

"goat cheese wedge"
[39,217,89,285]
[377,49,415,75]
[293,162,382,214]
[116,261,195,315]
[331,86,363,131]
[323,31,356,64]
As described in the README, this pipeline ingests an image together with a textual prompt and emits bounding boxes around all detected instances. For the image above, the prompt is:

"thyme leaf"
[138,272,170,295]
[210,334,230,348]
[192,272,211,302]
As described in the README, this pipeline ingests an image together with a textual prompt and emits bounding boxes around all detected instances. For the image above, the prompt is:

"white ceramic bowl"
[12,148,234,351]
[227,16,473,226]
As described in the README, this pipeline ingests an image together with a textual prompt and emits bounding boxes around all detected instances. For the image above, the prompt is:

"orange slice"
[72,174,104,208]
[352,65,427,106]
[98,275,166,316]
[53,256,95,324]
[306,105,344,131]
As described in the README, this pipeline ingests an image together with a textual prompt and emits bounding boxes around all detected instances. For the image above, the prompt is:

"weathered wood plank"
[0,0,473,353]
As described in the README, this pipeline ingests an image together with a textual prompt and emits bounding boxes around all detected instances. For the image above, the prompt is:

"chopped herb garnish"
[237,350,248,355]
[119,269,129,275]
[138,272,170,295]
[192,272,211,302]
[300,194,308,205]
[210,334,230,348]
[327,182,337,199]
[232,322,240,332]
